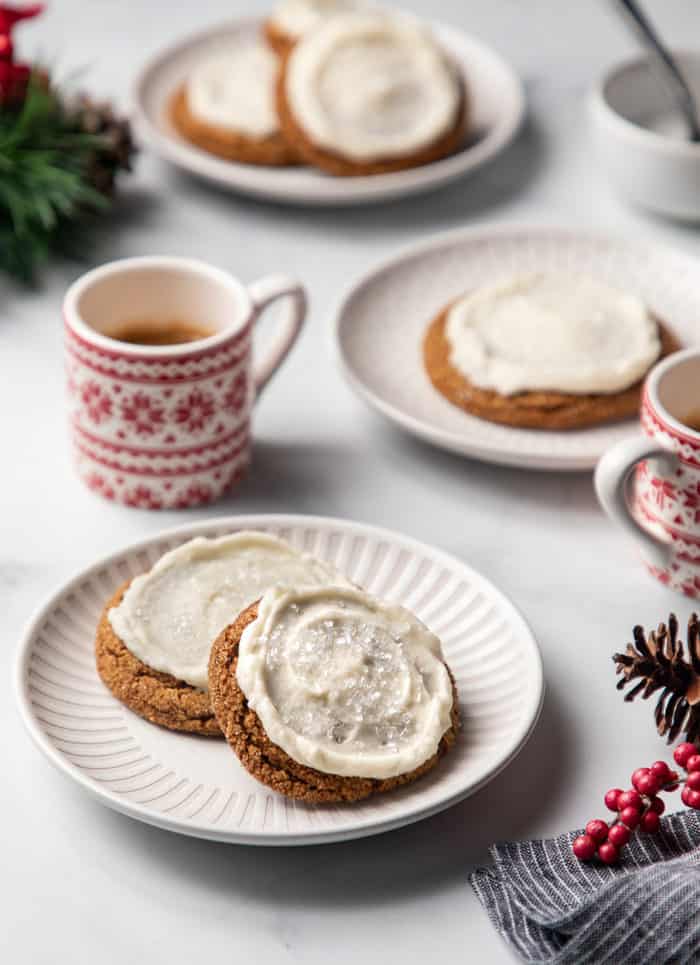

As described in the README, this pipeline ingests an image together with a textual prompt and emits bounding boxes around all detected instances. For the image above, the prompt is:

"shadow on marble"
[165,114,546,238]
[368,418,601,517]
[85,677,571,908]
[216,438,377,516]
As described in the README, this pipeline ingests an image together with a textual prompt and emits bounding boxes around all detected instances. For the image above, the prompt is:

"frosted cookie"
[264,0,363,57]
[208,587,459,802]
[276,12,468,176]
[96,584,222,736]
[423,274,680,430]
[96,533,347,733]
[171,41,299,166]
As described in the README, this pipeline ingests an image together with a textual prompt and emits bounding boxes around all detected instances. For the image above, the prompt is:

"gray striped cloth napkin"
[470,811,700,963]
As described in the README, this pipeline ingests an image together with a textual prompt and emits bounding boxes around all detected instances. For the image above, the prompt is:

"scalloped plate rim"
[15,513,544,846]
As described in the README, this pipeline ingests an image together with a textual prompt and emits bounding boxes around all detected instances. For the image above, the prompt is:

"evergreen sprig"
[0,78,109,282]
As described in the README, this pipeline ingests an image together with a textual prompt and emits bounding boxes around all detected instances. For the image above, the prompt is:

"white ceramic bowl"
[589,51,700,220]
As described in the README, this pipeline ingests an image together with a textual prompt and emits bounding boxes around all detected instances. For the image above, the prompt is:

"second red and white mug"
[595,348,700,597]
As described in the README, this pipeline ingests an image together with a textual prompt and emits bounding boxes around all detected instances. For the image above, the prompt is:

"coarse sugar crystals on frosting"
[108,532,347,691]
[285,12,461,161]
[236,585,454,779]
[270,0,363,39]
[186,42,280,138]
[444,272,662,396]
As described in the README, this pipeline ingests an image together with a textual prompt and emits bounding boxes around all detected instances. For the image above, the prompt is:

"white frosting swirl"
[186,42,280,138]
[270,0,363,39]
[285,13,461,161]
[108,533,347,690]
[444,273,662,396]
[237,585,454,779]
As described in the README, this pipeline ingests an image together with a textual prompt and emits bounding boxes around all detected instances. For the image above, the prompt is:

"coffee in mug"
[102,318,218,347]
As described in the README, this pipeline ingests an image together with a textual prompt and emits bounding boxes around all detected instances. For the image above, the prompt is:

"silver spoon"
[615,0,700,142]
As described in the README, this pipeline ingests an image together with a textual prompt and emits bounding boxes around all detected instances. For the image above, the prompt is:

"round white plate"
[334,225,700,471]
[16,515,543,846]
[132,18,524,206]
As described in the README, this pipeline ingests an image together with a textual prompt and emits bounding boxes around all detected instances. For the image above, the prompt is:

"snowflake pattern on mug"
[223,372,248,413]
[123,484,163,510]
[120,391,166,437]
[174,483,213,509]
[80,381,113,425]
[173,388,216,434]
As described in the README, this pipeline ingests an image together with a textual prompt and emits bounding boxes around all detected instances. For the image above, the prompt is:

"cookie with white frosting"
[96,583,222,736]
[264,0,363,57]
[423,274,680,430]
[208,587,459,802]
[95,533,347,734]
[276,12,468,176]
[171,41,299,166]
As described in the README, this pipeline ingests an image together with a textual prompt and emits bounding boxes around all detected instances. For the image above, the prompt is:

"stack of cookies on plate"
[171,0,468,176]
[96,531,459,802]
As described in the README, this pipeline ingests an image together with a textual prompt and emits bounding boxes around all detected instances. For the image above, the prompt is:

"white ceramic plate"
[16,515,543,846]
[334,225,700,471]
[132,18,524,206]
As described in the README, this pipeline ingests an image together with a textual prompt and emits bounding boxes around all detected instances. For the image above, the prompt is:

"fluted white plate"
[334,225,700,471]
[16,515,543,846]
[132,18,524,206]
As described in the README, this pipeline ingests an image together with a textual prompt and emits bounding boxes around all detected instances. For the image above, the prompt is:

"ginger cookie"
[263,18,296,59]
[96,584,222,736]
[276,12,468,177]
[264,0,364,59]
[170,41,299,167]
[423,279,681,431]
[208,590,460,804]
[97,533,349,734]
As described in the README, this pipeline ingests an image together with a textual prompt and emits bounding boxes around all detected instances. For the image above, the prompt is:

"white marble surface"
[6,1,700,962]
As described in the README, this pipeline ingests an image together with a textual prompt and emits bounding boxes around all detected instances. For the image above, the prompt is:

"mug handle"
[594,435,677,569]
[247,274,307,397]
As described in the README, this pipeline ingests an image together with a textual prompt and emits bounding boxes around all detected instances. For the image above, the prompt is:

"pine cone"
[614,614,700,743]
[69,95,136,196]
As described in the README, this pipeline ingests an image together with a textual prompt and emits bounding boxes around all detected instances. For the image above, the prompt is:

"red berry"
[686,771,700,791]
[631,767,650,790]
[573,834,597,860]
[620,806,641,829]
[608,823,631,847]
[687,755,700,773]
[682,786,700,809]
[640,810,660,833]
[585,819,608,843]
[604,788,623,812]
[674,743,697,768]
[636,772,661,796]
[650,760,671,782]
[597,842,619,865]
[650,797,666,815]
[618,790,642,811]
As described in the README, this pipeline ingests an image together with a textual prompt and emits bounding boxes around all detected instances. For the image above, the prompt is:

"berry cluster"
[0,4,43,104]
[572,743,700,865]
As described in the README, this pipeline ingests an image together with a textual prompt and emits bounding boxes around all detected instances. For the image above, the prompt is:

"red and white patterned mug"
[595,348,700,597]
[64,256,306,509]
